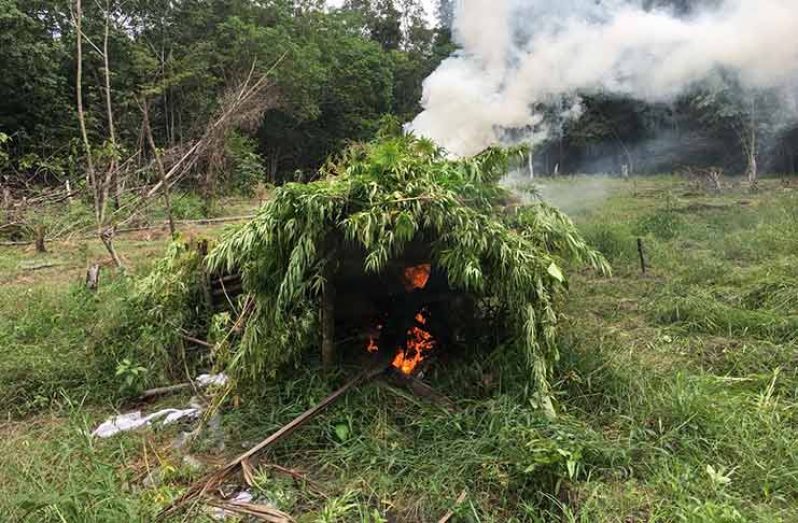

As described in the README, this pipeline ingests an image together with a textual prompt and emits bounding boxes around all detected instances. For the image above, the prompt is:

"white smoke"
[409,0,798,156]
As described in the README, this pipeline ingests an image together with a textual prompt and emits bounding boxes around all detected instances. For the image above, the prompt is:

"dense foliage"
[1,0,794,201]
[209,135,608,408]
[0,0,451,190]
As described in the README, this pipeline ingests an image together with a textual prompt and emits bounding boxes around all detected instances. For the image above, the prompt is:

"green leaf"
[547,262,564,282]
[334,423,350,442]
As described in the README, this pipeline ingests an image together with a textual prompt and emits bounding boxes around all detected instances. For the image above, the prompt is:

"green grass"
[2,178,798,521]
[554,176,798,521]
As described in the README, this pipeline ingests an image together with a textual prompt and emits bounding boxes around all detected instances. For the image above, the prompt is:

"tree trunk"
[746,149,758,185]
[745,97,758,186]
[142,99,176,237]
[35,225,46,253]
[268,151,280,183]
[1,186,10,224]
[102,2,120,210]
[73,0,96,217]
[65,179,74,204]
[101,227,124,269]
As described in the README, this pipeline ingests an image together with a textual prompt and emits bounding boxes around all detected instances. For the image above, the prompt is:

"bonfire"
[208,133,609,405]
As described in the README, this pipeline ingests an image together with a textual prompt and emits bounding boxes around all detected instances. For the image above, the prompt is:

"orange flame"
[365,311,436,375]
[366,336,379,353]
[391,312,435,375]
[403,264,432,291]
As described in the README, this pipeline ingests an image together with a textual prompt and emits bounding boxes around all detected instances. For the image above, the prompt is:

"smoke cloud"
[409,0,798,156]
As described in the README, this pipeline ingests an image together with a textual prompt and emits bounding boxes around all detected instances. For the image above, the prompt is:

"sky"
[326,0,440,26]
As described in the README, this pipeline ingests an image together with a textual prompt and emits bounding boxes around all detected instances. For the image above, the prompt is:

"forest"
[2,0,796,201]
[2,0,798,521]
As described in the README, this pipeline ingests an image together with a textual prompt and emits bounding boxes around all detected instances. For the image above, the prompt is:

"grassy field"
[1,177,797,521]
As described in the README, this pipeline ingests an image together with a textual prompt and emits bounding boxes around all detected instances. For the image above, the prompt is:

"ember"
[366,331,380,353]
[403,264,432,291]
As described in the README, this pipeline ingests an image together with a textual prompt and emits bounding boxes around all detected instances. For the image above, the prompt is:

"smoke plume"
[409,0,798,156]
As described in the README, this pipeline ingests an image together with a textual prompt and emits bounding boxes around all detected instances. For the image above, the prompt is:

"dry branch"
[437,490,468,523]
[203,497,294,523]
[113,55,285,231]
[139,382,193,401]
[157,365,384,520]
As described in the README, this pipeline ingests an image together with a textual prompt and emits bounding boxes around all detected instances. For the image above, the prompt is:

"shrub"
[636,208,685,240]
[91,239,211,392]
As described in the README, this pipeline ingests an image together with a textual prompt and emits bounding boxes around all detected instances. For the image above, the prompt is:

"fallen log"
[157,365,385,520]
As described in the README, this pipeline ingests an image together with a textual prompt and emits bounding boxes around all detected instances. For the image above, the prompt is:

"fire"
[366,336,379,353]
[403,264,432,291]
[365,265,436,376]
[391,312,436,375]
[365,311,436,376]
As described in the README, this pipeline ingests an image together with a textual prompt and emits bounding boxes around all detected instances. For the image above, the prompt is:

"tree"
[436,0,454,28]
[257,11,395,181]
[690,81,778,185]
[0,0,73,183]
[72,0,124,268]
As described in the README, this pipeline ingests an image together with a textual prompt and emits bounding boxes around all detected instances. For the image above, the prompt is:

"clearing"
[1,177,797,522]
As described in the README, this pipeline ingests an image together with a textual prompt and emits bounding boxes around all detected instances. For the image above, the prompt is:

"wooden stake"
[86,264,100,291]
[65,180,74,204]
[637,238,647,274]
[34,224,46,253]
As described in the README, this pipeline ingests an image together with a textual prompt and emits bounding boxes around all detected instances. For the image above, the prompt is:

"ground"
[1,177,797,522]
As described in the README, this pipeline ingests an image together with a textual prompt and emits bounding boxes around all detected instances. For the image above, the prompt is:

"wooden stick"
[180,333,212,349]
[203,497,294,523]
[637,238,647,274]
[406,376,457,412]
[157,366,384,519]
[380,375,456,413]
[438,490,468,523]
[139,382,192,401]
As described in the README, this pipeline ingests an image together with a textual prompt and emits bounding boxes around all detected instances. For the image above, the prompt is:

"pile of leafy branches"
[91,241,211,394]
[209,134,608,408]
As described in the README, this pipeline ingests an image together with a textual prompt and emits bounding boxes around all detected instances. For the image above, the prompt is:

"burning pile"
[392,311,435,375]
[208,132,608,405]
